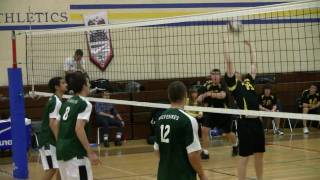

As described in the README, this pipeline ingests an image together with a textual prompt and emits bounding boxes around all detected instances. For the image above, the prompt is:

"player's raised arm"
[244,40,257,79]
[223,39,234,78]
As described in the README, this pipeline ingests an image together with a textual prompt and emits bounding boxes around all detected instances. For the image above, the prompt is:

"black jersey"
[259,94,277,110]
[198,81,227,108]
[224,73,259,111]
[302,91,320,106]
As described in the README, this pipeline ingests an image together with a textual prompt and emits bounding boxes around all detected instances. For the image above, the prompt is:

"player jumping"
[224,40,265,180]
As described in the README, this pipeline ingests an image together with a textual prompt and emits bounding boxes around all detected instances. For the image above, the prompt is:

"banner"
[84,12,113,71]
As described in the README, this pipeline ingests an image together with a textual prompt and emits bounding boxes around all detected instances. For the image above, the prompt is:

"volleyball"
[228,20,243,33]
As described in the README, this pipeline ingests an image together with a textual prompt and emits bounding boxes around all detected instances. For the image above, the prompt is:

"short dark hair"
[75,49,83,57]
[69,73,87,93]
[210,68,220,74]
[189,86,198,94]
[310,84,317,88]
[168,81,187,103]
[48,77,63,93]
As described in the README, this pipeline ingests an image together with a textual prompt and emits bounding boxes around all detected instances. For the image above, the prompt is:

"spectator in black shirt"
[224,40,265,180]
[302,84,320,134]
[259,84,284,135]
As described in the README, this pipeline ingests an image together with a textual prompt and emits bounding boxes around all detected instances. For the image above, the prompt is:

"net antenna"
[25,5,37,99]
[26,31,37,99]
[24,0,320,121]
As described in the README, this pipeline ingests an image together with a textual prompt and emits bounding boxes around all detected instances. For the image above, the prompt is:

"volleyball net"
[23,0,320,121]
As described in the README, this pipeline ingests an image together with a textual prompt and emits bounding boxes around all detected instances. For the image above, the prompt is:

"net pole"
[7,30,29,179]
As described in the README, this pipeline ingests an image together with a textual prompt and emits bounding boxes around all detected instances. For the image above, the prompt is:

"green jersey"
[38,95,62,147]
[56,95,92,161]
[154,108,201,180]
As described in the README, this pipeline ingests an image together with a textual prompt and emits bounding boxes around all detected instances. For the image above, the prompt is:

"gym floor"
[1,128,320,180]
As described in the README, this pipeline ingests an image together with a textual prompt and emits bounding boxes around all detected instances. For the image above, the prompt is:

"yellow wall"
[0,0,317,86]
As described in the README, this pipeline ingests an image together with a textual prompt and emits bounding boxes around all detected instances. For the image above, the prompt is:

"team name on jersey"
[67,99,79,104]
[159,114,180,121]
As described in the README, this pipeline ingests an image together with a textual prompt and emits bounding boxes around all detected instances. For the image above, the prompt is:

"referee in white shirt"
[64,49,89,86]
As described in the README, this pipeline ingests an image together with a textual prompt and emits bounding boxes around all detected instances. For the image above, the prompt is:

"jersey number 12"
[160,125,170,143]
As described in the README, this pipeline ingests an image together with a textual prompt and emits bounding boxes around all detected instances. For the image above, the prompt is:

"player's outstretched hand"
[244,40,251,47]
[88,152,101,166]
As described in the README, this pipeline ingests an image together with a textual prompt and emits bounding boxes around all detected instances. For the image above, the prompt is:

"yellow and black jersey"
[198,80,227,108]
[259,94,277,110]
[185,98,201,118]
[302,91,320,106]
[224,73,259,111]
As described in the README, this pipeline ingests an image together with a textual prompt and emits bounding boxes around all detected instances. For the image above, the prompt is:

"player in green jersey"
[38,77,67,180]
[154,81,207,180]
[56,73,99,180]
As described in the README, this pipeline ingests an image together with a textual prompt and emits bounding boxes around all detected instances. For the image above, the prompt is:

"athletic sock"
[116,132,122,139]
[104,134,109,141]
[232,138,238,147]
[203,149,209,154]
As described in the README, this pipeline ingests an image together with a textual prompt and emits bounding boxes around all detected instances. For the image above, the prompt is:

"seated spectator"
[95,90,125,147]
[185,87,203,120]
[302,84,320,134]
[259,84,284,135]
[125,81,144,93]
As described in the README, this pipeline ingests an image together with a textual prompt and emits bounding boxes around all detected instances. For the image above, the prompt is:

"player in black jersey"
[197,69,238,159]
[302,84,320,134]
[224,40,265,180]
[259,84,284,135]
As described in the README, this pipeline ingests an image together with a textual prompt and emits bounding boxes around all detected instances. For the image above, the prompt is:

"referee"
[197,69,238,159]
[224,40,265,180]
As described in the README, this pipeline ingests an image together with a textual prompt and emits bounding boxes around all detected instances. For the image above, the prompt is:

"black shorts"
[238,118,265,157]
[202,113,232,133]
[308,108,319,114]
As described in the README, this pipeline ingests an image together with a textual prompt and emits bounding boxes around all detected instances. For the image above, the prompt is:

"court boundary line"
[94,173,155,180]
[206,168,238,178]
[205,157,320,180]
[99,163,155,180]
[0,168,12,178]
[267,143,320,153]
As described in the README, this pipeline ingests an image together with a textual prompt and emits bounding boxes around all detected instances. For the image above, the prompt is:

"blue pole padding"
[7,68,28,179]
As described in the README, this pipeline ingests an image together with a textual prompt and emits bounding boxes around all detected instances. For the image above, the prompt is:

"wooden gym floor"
[1,128,320,180]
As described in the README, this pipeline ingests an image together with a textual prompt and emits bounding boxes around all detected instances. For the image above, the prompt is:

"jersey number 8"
[62,107,71,121]
[160,125,170,143]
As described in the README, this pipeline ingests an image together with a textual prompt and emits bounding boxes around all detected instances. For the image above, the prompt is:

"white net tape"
[32,91,320,121]
[25,0,319,35]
